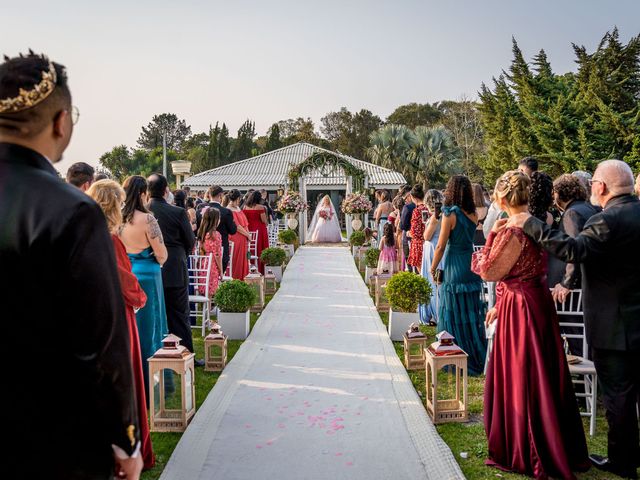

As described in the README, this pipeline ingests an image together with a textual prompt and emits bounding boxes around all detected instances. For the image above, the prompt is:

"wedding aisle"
[160,245,464,480]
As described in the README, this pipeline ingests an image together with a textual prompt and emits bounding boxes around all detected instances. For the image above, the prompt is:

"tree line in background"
[100,29,639,188]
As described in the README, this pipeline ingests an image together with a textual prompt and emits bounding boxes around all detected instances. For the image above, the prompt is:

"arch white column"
[298,177,307,244]
[345,176,353,240]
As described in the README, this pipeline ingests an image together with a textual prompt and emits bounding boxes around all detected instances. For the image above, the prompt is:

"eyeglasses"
[589,179,604,187]
[71,105,80,125]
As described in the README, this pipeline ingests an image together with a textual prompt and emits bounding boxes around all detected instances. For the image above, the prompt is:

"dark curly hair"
[444,175,476,214]
[529,171,553,221]
[553,174,587,204]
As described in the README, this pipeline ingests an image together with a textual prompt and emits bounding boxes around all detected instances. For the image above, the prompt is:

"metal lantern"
[403,323,427,370]
[244,269,265,312]
[424,331,468,424]
[148,334,196,432]
[204,323,227,372]
[374,273,392,312]
[264,269,277,295]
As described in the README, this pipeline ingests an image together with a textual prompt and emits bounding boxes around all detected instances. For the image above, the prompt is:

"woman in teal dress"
[431,175,487,375]
[120,176,169,402]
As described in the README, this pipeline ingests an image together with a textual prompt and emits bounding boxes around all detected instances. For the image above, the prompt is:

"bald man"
[508,159,640,479]
[635,172,640,198]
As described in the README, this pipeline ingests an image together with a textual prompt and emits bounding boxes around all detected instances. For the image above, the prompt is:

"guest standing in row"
[407,184,428,274]
[0,52,141,478]
[66,161,94,191]
[228,189,251,279]
[398,185,415,272]
[529,171,554,225]
[473,170,589,479]
[472,182,489,246]
[432,175,487,375]
[419,189,444,325]
[509,159,640,479]
[374,189,393,240]
[376,223,398,275]
[197,207,223,296]
[244,190,269,273]
[87,180,155,470]
[147,174,196,357]
[198,185,237,273]
[120,176,168,400]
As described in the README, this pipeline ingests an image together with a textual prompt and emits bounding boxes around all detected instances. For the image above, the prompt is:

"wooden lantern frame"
[424,348,468,424]
[244,272,265,312]
[374,273,392,312]
[403,333,427,370]
[204,329,228,372]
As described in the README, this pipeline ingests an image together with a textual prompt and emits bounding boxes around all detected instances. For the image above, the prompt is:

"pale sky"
[1,0,638,173]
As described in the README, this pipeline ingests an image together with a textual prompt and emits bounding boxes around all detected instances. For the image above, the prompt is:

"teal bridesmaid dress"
[128,247,168,400]
[437,206,487,375]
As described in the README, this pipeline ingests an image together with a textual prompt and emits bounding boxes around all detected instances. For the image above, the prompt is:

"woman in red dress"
[243,190,269,273]
[227,189,251,279]
[87,180,155,470]
[472,171,589,479]
[407,184,428,273]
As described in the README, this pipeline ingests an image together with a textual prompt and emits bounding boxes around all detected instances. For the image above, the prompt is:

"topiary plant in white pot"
[214,280,257,340]
[385,272,432,341]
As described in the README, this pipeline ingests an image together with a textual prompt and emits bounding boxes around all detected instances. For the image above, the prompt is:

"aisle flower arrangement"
[340,192,372,214]
[277,191,309,213]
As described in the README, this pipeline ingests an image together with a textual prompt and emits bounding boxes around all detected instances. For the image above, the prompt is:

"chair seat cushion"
[189,295,210,303]
[569,358,596,375]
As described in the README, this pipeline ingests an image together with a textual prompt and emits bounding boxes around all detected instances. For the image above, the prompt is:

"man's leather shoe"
[195,359,205,367]
[589,454,638,479]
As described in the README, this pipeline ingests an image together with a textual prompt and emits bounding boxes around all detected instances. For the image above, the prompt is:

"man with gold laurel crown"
[0,52,142,479]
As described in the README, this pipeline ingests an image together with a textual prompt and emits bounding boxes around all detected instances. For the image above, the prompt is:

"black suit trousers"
[164,286,194,353]
[592,348,640,471]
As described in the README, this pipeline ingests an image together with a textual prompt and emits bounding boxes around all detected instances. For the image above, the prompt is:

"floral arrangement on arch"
[341,192,373,214]
[277,191,309,213]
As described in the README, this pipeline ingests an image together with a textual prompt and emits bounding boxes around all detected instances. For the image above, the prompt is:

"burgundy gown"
[472,227,589,479]
[244,208,269,274]
[111,234,155,470]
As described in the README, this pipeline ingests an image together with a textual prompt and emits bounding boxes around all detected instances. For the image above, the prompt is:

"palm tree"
[367,124,417,182]
[408,126,461,188]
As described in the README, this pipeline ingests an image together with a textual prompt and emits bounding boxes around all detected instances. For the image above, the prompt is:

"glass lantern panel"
[209,344,222,359]
[152,371,162,416]
[185,368,194,412]
[163,368,182,411]
[436,365,458,401]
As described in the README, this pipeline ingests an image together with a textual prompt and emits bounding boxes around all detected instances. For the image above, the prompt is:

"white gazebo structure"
[183,142,406,242]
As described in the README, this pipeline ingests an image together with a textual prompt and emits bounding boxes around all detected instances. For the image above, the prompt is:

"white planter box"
[388,309,419,341]
[365,266,376,284]
[217,311,250,340]
[266,265,283,282]
[352,246,359,257]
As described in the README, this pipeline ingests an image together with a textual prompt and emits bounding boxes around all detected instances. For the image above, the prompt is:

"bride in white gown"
[307,195,342,243]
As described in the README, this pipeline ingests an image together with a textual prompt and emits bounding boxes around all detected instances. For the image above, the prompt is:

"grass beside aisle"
[141,294,275,480]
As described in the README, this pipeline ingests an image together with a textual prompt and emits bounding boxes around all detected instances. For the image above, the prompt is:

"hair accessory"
[0,61,57,114]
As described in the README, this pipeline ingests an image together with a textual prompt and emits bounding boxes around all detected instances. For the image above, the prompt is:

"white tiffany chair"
[249,231,259,270]
[267,223,278,247]
[222,241,234,282]
[554,288,598,436]
[188,253,212,337]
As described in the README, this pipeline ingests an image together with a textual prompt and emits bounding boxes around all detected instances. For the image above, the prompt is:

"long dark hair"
[529,171,553,221]
[174,189,186,208]
[228,189,243,203]
[197,207,220,253]
[122,175,148,223]
[444,175,476,214]
[383,222,395,248]
[244,190,262,208]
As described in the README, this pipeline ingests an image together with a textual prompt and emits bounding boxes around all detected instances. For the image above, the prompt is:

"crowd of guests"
[370,155,640,479]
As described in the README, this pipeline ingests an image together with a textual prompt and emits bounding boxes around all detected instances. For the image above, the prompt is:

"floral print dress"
[200,230,222,297]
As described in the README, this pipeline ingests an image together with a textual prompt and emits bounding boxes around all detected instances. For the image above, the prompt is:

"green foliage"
[368,124,461,187]
[233,119,256,161]
[136,113,192,152]
[277,117,325,146]
[265,123,283,152]
[278,229,298,244]
[478,29,640,184]
[213,280,257,313]
[320,107,382,159]
[260,247,287,266]
[99,145,178,183]
[387,102,443,129]
[365,248,380,268]
[385,272,432,313]
[349,230,365,246]
[288,151,368,191]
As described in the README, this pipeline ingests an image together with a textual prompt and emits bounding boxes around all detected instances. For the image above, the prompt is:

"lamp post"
[162,131,167,178]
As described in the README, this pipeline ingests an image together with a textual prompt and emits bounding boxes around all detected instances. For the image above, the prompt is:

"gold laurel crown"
[0,61,57,114]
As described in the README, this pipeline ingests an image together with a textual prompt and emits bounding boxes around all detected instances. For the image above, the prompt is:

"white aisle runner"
[160,246,464,480]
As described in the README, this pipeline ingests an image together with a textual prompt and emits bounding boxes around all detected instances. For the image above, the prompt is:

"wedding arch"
[286,151,368,243]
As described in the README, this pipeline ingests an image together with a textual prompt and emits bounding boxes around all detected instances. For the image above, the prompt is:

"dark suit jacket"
[197,201,237,263]
[524,194,640,351]
[0,143,138,478]
[547,199,598,288]
[148,197,195,289]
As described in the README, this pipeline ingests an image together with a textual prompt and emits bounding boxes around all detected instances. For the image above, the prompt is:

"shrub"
[214,280,257,312]
[260,247,286,266]
[385,272,432,313]
[278,229,298,245]
[349,230,365,247]
[365,248,380,268]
